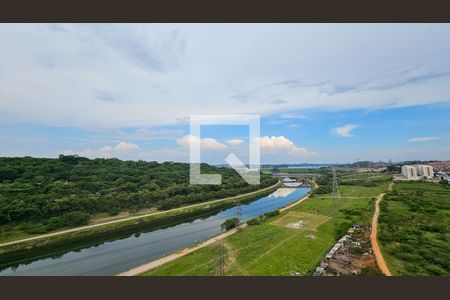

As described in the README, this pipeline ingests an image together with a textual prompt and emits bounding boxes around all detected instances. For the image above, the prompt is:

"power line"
[216,240,225,276]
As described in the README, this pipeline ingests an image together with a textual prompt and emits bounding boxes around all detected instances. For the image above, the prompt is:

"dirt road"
[371,191,392,276]
[0,182,280,248]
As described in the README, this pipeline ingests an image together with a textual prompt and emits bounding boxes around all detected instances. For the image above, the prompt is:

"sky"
[0,24,449,164]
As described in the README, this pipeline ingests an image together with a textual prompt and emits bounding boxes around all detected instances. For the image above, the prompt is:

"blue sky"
[0,24,449,164]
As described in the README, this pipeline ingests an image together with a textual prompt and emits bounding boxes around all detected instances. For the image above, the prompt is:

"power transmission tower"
[332,167,340,216]
[216,240,225,276]
[355,158,360,174]
[236,202,242,230]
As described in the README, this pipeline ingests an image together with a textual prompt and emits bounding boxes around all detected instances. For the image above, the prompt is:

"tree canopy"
[0,156,277,233]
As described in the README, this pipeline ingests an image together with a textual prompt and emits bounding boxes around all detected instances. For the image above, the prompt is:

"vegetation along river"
[0,187,310,276]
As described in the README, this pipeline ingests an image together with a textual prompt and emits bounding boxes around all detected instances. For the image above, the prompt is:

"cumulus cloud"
[257,136,310,155]
[332,124,359,137]
[177,135,227,150]
[226,139,244,146]
[114,141,141,153]
[408,136,440,142]
[61,141,140,158]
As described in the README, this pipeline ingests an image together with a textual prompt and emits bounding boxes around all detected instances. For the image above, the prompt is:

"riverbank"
[118,224,247,276]
[0,182,281,270]
[126,187,313,276]
[141,174,391,276]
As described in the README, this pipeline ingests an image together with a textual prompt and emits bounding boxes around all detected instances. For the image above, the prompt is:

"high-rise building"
[401,164,434,180]
[402,165,418,180]
[415,165,434,178]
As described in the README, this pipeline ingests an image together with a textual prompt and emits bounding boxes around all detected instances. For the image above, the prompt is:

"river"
[0,187,309,276]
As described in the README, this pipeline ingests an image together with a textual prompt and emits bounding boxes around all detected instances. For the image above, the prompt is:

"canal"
[0,187,310,276]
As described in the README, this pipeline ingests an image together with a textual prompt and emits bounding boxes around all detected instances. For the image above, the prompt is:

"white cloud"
[408,136,440,142]
[226,139,244,146]
[115,141,141,153]
[1,24,450,128]
[176,135,199,147]
[257,136,310,155]
[201,138,227,150]
[288,124,299,128]
[333,124,359,137]
[280,113,306,119]
[61,141,140,158]
[177,135,227,150]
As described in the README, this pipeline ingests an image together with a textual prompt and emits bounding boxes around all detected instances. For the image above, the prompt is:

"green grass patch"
[142,244,222,276]
[378,181,450,276]
[141,174,389,276]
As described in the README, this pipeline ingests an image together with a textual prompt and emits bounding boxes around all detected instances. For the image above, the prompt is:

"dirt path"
[0,182,280,248]
[242,235,296,269]
[371,191,392,276]
[388,182,394,192]
[223,241,249,275]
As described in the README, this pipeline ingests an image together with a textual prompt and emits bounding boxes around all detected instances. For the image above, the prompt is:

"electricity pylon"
[236,203,242,230]
[332,167,340,216]
[216,240,225,276]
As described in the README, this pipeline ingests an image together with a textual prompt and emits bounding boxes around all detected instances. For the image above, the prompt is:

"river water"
[0,187,309,276]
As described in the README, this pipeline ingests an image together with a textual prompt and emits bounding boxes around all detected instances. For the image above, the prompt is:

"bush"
[335,221,352,239]
[246,218,261,226]
[263,210,280,218]
[108,207,120,216]
[350,246,364,255]
[59,211,91,227]
[46,211,91,230]
[221,217,240,231]
[360,267,384,276]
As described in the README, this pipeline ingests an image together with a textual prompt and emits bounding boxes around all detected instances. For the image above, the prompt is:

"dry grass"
[271,211,331,231]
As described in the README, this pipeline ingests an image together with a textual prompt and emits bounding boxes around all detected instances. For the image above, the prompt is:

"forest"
[0,155,277,233]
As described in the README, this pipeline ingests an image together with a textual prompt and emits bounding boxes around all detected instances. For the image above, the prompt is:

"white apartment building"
[401,164,434,180]
[402,165,418,180]
[415,164,434,178]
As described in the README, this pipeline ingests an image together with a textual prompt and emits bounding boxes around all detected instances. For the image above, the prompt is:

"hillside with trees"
[0,155,277,234]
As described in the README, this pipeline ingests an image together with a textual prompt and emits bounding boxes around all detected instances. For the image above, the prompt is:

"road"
[370,182,393,276]
[0,182,280,248]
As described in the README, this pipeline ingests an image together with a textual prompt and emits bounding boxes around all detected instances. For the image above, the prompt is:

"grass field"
[142,173,387,276]
[378,181,450,275]
[271,211,331,231]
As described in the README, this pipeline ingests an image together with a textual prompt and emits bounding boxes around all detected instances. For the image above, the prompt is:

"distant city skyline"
[0,24,449,164]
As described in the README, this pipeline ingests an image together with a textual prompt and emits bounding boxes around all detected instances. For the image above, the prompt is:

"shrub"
[360,267,384,276]
[246,218,261,226]
[263,210,280,218]
[221,217,240,231]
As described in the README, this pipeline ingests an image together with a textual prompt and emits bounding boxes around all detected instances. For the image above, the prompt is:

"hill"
[0,155,277,236]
